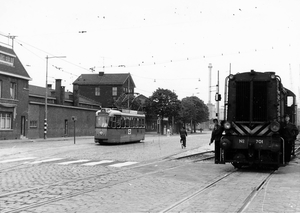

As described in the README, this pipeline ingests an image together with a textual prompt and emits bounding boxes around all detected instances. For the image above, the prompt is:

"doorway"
[64,119,68,136]
[21,116,26,137]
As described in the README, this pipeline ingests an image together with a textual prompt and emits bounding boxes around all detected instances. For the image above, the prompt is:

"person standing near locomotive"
[179,126,187,149]
[209,119,224,163]
[280,114,299,163]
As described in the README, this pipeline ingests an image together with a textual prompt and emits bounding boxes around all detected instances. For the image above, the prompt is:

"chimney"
[73,84,79,106]
[99,72,104,76]
[55,79,63,105]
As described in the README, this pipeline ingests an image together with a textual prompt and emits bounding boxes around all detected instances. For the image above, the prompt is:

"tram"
[94,108,145,144]
[217,70,297,168]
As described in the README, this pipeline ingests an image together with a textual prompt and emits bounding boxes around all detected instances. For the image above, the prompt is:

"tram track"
[160,169,276,213]
[1,146,290,213]
[0,150,213,213]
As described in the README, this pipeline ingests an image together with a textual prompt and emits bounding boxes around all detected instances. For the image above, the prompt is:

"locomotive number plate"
[238,139,245,143]
[256,139,264,144]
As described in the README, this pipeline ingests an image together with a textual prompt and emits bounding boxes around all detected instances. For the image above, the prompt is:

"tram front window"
[96,116,109,128]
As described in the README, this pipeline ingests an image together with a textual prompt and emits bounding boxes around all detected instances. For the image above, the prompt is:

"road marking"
[57,159,90,165]
[27,158,63,164]
[82,160,114,166]
[0,157,37,163]
[109,162,138,167]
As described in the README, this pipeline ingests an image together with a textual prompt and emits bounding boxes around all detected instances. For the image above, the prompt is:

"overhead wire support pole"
[44,55,66,139]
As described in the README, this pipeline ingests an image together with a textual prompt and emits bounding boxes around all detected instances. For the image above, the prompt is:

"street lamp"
[44,55,66,139]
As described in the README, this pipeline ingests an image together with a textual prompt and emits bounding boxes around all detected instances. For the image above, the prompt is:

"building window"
[112,87,117,96]
[10,82,17,99]
[95,87,100,96]
[0,112,12,130]
[29,120,38,128]
[0,53,14,66]
[0,80,2,98]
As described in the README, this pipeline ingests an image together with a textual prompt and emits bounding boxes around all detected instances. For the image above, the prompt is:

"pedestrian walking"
[179,126,187,149]
[280,114,299,162]
[209,119,224,163]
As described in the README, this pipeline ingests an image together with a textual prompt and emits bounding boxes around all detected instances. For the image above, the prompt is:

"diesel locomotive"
[217,70,297,169]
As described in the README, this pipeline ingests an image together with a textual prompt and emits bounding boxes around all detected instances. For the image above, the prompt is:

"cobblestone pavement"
[0,134,299,212]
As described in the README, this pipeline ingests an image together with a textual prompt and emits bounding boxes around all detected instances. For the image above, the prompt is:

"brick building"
[73,72,135,108]
[0,45,31,140]
[28,79,101,139]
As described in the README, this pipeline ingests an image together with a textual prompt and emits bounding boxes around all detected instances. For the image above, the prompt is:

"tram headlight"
[270,121,280,132]
[224,121,231,130]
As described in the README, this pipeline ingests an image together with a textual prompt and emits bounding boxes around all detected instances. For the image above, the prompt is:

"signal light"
[215,93,221,101]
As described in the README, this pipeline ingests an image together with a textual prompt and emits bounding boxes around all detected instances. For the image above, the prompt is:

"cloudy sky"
[1,0,300,104]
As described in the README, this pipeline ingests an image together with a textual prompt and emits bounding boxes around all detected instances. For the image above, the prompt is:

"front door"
[21,116,26,137]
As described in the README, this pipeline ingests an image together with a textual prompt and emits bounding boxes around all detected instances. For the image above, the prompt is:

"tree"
[145,88,181,134]
[114,93,143,110]
[179,96,209,133]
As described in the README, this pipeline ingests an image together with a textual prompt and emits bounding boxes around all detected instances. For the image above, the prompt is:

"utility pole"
[208,63,212,104]
[45,55,66,139]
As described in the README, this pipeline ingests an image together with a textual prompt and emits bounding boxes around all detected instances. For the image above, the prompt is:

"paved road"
[0,132,299,212]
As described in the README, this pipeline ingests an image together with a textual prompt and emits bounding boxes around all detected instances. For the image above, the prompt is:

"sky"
[1,0,300,104]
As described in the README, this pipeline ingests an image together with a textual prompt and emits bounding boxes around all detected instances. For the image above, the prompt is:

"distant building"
[73,72,135,108]
[0,45,31,140]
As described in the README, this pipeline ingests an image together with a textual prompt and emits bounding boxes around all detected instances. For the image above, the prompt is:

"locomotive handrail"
[223,76,230,120]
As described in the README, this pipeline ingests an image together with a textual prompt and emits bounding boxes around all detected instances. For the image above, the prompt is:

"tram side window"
[130,117,134,127]
[125,117,130,128]
[137,118,141,128]
[116,116,121,128]
[133,117,137,127]
[121,117,125,128]
[141,118,145,128]
[108,117,116,128]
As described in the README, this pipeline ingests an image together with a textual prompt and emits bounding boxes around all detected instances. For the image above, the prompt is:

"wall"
[28,102,97,139]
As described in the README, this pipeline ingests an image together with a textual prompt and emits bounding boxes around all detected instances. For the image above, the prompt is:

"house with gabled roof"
[73,72,136,108]
[0,44,31,140]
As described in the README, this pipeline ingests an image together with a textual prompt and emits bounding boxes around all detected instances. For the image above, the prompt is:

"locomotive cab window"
[287,96,294,107]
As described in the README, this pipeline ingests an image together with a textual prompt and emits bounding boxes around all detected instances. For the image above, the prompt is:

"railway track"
[1,145,298,213]
[160,169,276,213]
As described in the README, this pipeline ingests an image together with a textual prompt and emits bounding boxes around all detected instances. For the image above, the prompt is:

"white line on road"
[82,160,114,166]
[0,157,37,163]
[27,158,63,164]
[57,159,90,165]
[109,162,138,167]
